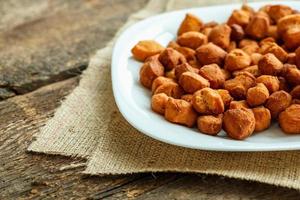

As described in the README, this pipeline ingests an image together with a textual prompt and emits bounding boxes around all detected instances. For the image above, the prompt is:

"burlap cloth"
[28,0,300,189]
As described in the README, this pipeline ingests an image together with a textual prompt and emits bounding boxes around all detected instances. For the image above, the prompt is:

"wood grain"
[0,0,148,99]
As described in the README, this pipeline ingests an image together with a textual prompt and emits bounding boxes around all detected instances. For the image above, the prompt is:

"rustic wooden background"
[1,0,300,199]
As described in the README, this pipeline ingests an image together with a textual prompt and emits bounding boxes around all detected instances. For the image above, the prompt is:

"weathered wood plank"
[0,0,148,99]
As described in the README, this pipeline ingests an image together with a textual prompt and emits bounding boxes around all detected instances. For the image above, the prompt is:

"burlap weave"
[28,0,300,189]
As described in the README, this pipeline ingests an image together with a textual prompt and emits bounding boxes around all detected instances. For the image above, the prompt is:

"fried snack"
[178,13,203,36]
[246,83,269,107]
[292,99,300,104]
[203,21,219,28]
[181,94,193,103]
[199,64,225,89]
[151,93,169,115]
[179,71,210,94]
[208,24,231,49]
[252,106,271,132]
[230,24,245,41]
[267,25,279,40]
[229,100,249,109]
[279,104,300,134]
[177,31,207,50]
[158,48,186,70]
[167,41,196,61]
[197,114,223,135]
[267,5,293,22]
[256,75,280,94]
[224,49,251,71]
[224,72,256,99]
[277,14,300,49]
[192,88,224,114]
[290,85,300,99]
[227,41,237,53]
[217,89,233,108]
[174,62,198,80]
[223,108,255,140]
[278,76,290,92]
[201,27,213,37]
[260,42,288,63]
[233,65,260,77]
[131,40,164,61]
[287,52,296,65]
[165,68,176,79]
[258,53,283,76]
[151,76,175,93]
[296,47,300,68]
[265,90,292,119]
[239,39,259,55]
[165,98,197,127]
[140,55,164,88]
[251,53,263,65]
[246,14,270,39]
[284,65,300,86]
[227,9,251,28]
[154,82,184,99]
[196,43,227,66]
[221,69,232,80]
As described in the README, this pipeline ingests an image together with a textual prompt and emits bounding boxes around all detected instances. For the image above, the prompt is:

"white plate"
[112,1,300,151]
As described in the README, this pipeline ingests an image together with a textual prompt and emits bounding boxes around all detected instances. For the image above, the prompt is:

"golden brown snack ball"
[177,31,207,50]
[224,49,251,72]
[239,39,259,55]
[246,83,269,107]
[279,104,300,134]
[246,14,270,39]
[140,55,164,89]
[197,114,223,136]
[229,100,249,109]
[251,53,263,65]
[221,69,232,80]
[217,89,233,108]
[224,72,256,99]
[208,24,232,49]
[179,71,210,94]
[151,93,169,115]
[158,48,187,70]
[223,108,256,140]
[199,64,225,89]
[258,53,283,76]
[178,13,203,36]
[151,76,175,93]
[277,14,300,50]
[268,5,293,23]
[192,88,224,115]
[265,90,292,119]
[154,82,184,99]
[230,24,245,41]
[181,94,193,103]
[256,75,280,94]
[164,98,198,127]
[287,52,296,65]
[233,65,261,77]
[284,65,300,87]
[260,42,288,63]
[252,106,271,132]
[227,9,251,28]
[278,76,290,92]
[290,85,300,99]
[131,40,164,61]
[174,62,198,80]
[196,43,227,66]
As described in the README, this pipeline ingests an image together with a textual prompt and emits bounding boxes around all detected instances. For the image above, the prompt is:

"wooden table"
[1,0,300,199]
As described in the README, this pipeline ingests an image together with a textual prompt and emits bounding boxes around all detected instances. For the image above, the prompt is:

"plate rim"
[111,1,300,152]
